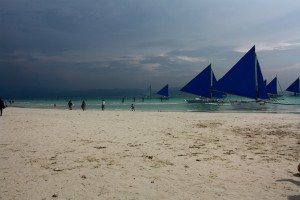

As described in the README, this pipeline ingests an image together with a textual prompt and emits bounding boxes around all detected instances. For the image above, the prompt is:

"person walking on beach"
[102,99,105,111]
[81,100,86,111]
[68,100,73,110]
[131,104,135,111]
[0,98,5,116]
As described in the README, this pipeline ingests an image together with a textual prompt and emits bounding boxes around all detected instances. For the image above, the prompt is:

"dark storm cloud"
[1,0,300,97]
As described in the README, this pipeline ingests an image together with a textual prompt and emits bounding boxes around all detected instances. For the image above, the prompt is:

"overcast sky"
[1,0,300,95]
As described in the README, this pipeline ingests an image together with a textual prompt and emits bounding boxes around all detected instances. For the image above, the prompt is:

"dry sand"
[0,107,299,200]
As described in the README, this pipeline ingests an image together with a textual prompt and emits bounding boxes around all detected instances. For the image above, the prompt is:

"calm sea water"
[6,95,300,113]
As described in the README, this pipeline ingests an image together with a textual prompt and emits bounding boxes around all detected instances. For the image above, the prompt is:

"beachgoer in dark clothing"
[102,100,105,111]
[0,98,5,116]
[133,97,135,102]
[68,100,73,110]
[131,104,135,111]
[81,100,86,111]
[122,98,124,103]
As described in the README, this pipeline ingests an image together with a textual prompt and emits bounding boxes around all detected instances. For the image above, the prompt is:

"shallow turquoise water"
[6,95,300,113]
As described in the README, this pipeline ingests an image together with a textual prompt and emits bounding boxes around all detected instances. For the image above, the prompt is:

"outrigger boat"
[266,76,284,98]
[286,77,300,96]
[157,84,169,101]
[143,85,152,99]
[180,64,224,104]
[212,46,269,108]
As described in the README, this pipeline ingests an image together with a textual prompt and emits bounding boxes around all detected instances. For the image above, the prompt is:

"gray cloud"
[1,0,300,97]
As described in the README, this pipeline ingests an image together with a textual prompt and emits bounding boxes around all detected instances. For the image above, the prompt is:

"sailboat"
[212,46,268,107]
[286,77,300,95]
[143,85,152,99]
[157,84,169,97]
[266,76,283,98]
[180,64,224,103]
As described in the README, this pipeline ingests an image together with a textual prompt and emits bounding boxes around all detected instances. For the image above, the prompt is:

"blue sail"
[180,64,213,98]
[286,78,300,94]
[213,46,257,99]
[213,46,268,100]
[256,60,268,99]
[157,84,168,97]
[266,77,277,95]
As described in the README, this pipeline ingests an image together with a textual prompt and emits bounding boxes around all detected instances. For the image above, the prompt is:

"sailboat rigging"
[180,64,224,103]
[212,46,269,106]
[157,84,169,97]
[143,85,152,99]
[266,76,283,98]
[286,77,300,95]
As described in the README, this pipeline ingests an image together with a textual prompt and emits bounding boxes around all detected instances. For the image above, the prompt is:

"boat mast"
[210,65,213,98]
[275,75,281,95]
[254,54,258,100]
[298,77,300,95]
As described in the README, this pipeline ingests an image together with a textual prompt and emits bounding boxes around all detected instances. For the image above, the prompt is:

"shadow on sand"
[277,173,300,200]
[288,195,300,200]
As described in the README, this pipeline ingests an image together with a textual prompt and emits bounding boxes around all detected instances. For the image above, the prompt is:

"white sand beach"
[0,107,299,200]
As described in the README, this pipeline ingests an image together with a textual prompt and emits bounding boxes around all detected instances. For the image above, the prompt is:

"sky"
[1,0,300,97]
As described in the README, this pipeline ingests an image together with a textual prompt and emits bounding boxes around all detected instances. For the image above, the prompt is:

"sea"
[5,94,300,113]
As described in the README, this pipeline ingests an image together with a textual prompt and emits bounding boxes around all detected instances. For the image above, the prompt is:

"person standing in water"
[81,100,86,111]
[68,100,73,110]
[131,104,135,111]
[102,99,105,111]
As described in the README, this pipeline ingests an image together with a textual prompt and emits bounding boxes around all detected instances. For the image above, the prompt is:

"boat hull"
[185,98,222,104]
